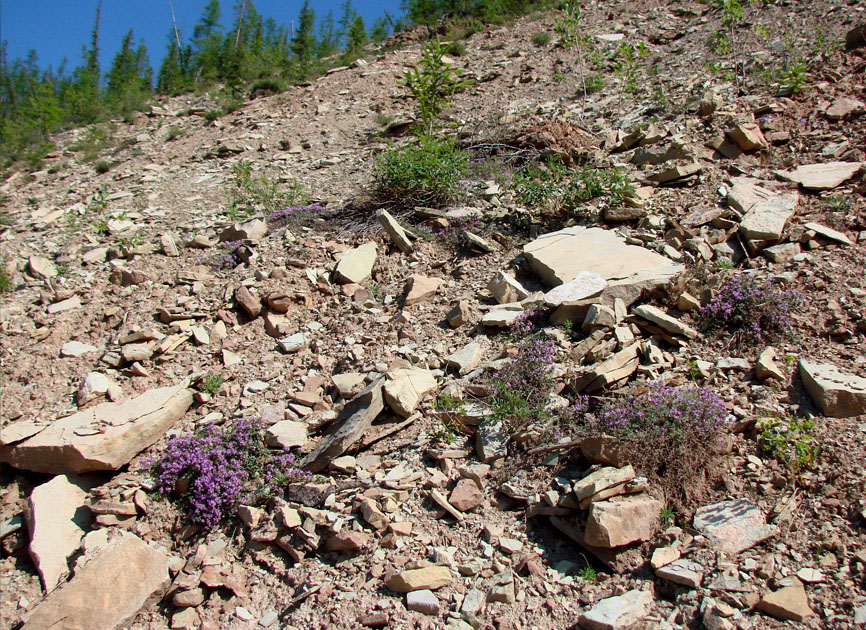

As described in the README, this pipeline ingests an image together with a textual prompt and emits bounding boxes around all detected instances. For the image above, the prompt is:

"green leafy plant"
[614,41,649,96]
[824,196,851,212]
[554,3,582,49]
[435,392,464,411]
[229,160,308,217]
[0,262,12,293]
[532,32,551,47]
[373,135,468,207]
[758,415,819,474]
[578,565,597,582]
[200,372,224,395]
[778,64,810,95]
[402,39,472,135]
[166,127,185,141]
[660,506,675,525]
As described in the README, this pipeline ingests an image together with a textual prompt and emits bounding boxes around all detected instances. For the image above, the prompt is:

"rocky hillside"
[1,2,866,629]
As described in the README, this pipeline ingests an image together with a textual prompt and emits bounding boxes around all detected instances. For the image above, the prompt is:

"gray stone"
[377,209,413,253]
[61,341,99,358]
[582,304,617,331]
[632,304,698,339]
[300,377,384,472]
[488,271,529,304]
[804,222,853,246]
[476,417,508,463]
[543,271,607,307]
[407,589,440,615]
[481,304,523,327]
[584,495,663,548]
[693,498,777,555]
[776,161,864,191]
[47,295,81,314]
[277,332,307,353]
[523,227,683,306]
[334,242,377,284]
[2,384,192,474]
[265,421,308,448]
[763,243,800,263]
[799,359,866,417]
[219,218,267,243]
[656,558,704,588]
[22,533,170,630]
[445,342,484,374]
[579,589,653,630]
[738,193,798,240]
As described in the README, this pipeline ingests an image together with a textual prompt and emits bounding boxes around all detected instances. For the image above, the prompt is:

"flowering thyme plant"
[490,338,558,434]
[150,417,309,526]
[698,274,803,346]
[268,203,324,227]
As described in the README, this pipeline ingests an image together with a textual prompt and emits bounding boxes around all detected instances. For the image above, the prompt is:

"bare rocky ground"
[2,1,866,629]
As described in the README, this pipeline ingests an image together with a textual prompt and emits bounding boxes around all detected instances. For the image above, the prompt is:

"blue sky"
[1,1,405,74]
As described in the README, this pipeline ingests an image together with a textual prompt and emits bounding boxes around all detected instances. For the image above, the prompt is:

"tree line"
[0,0,547,170]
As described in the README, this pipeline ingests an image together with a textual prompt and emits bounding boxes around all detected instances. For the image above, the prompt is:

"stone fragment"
[825,97,865,121]
[631,305,698,339]
[334,242,377,284]
[445,342,483,374]
[650,545,681,570]
[656,558,704,588]
[234,286,262,318]
[573,466,635,501]
[377,210,413,253]
[266,421,308,449]
[476,418,508,463]
[386,566,452,593]
[488,271,529,304]
[727,122,768,152]
[2,385,192,474]
[523,227,683,306]
[579,589,653,630]
[543,271,607,307]
[804,222,853,246]
[582,304,617,331]
[48,295,82,314]
[430,489,464,521]
[219,218,267,243]
[757,581,813,621]
[481,304,523,327]
[646,161,702,184]
[446,300,471,328]
[160,233,180,257]
[699,90,723,117]
[776,162,864,191]
[331,373,365,399]
[407,589,440,615]
[22,533,169,630]
[300,377,384,472]
[28,256,57,280]
[799,359,866,417]
[738,194,798,240]
[584,495,663,548]
[449,479,483,512]
[676,292,700,312]
[384,365,437,417]
[693,498,777,555]
[263,312,292,338]
[325,530,370,553]
[61,341,99,358]
[763,243,800,263]
[404,274,442,305]
[277,332,307,353]
[27,475,89,591]
[756,347,784,381]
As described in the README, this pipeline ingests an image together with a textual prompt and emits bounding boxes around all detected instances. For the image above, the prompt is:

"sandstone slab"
[386,566,452,593]
[799,359,866,418]
[776,161,864,191]
[573,465,635,502]
[22,533,170,630]
[758,581,813,621]
[693,498,776,555]
[334,242,377,284]
[631,305,698,339]
[579,589,653,630]
[523,227,683,305]
[377,210,413,253]
[2,385,192,474]
[738,193,798,240]
[488,271,529,304]
[584,495,663,548]
[445,342,484,375]
[404,274,442,306]
[543,271,607,307]
[265,421,308,449]
[384,365,437,417]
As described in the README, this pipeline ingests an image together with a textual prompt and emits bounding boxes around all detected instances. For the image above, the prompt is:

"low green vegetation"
[228,160,307,218]
[758,415,819,475]
[372,136,468,207]
[402,38,472,135]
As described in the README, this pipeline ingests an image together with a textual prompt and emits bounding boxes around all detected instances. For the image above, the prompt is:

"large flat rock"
[1,384,192,474]
[579,589,653,630]
[584,494,663,548]
[523,227,683,305]
[22,533,170,630]
[738,193,798,240]
[776,161,864,191]
[693,498,777,555]
[799,359,866,418]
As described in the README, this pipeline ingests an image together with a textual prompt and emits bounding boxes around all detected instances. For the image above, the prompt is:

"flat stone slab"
[334,242,377,284]
[377,209,413,253]
[631,305,698,339]
[584,494,663,548]
[445,342,484,375]
[523,227,683,306]
[758,580,814,622]
[22,533,170,630]
[799,359,866,417]
[384,366,437,417]
[579,589,653,630]
[693,498,777,555]
[738,193,798,240]
[1,384,192,474]
[804,222,853,246]
[776,161,864,191]
[543,271,607,307]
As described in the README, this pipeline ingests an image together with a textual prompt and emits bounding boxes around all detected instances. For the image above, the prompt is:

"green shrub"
[403,39,472,135]
[532,32,551,47]
[94,160,112,174]
[0,262,12,293]
[758,415,819,474]
[513,159,634,215]
[229,160,308,217]
[373,135,468,207]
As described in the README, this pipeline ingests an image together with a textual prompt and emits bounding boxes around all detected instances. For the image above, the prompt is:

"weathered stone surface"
[543,271,607,307]
[738,194,798,240]
[406,589,440,615]
[234,286,262,318]
[449,478,483,512]
[727,122,768,152]
[523,227,683,305]
[334,242,377,284]
[481,304,523,327]
[693,498,777,555]
[300,377,384,472]
[631,305,698,339]
[804,222,853,246]
[573,343,640,393]
[757,581,813,621]
[656,558,704,588]
[763,242,800,264]
[77,371,122,406]
[573,466,635,502]
[584,495,663,548]
[579,589,653,630]
[325,530,370,553]
[650,545,681,570]
[377,210,413,253]
[219,218,267,243]
[404,274,442,306]
[445,342,483,374]
[28,256,57,280]
[756,347,784,381]
[646,161,703,184]
[386,566,453,593]
[799,359,866,418]
[277,332,307,353]
[446,300,471,328]
[776,161,864,191]
[2,385,192,474]
[265,420,308,448]
[825,97,865,120]
[476,417,508,463]
[22,533,170,630]
[727,177,774,213]
[331,372,365,399]
[27,475,89,591]
[384,365,437,417]
[488,271,529,304]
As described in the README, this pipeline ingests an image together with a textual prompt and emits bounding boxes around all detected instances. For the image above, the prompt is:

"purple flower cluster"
[268,203,324,226]
[698,274,803,345]
[151,417,309,527]
[592,383,729,440]
[493,338,557,405]
[437,216,482,249]
[209,240,244,271]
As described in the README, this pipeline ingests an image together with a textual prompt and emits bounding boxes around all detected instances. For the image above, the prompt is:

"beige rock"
[77,372,122,406]
[804,222,853,246]
[2,385,192,474]
[220,218,267,243]
[738,194,798,241]
[386,566,453,593]
[28,256,57,280]
[481,304,524,327]
[446,300,471,328]
[776,161,864,191]
[799,359,866,418]
[22,533,170,630]
[757,580,813,621]
[384,365,437,417]
[404,274,442,306]
[584,495,663,548]
[825,97,865,120]
[573,466,635,502]
[27,475,89,591]
[543,271,607,307]
[579,589,653,630]
[449,479,483,512]
[650,545,681,570]
[334,242,377,284]
[631,305,698,339]
[234,286,262,318]
[488,271,529,304]
[445,342,484,374]
[266,421,308,448]
[727,122,768,151]
[377,210,413,253]
[756,347,784,381]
